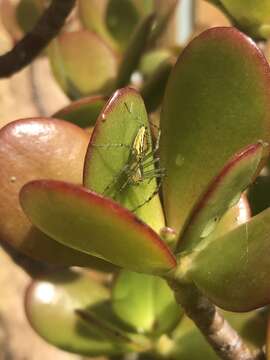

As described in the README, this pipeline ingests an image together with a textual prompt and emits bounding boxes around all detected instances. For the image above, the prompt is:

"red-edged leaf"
[178,142,267,252]
[20,180,176,274]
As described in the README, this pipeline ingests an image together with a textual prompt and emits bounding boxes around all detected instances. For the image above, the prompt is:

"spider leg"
[102,163,130,196]
[140,142,160,162]
[131,182,162,212]
[142,157,160,168]
[142,168,166,176]
[118,175,134,194]
[91,143,131,149]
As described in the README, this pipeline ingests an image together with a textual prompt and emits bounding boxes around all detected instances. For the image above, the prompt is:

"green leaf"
[139,49,173,78]
[78,0,118,51]
[112,270,181,334]
[147,0,178,47]
[189,207,270,311]
[20,180,176,274]
[219,0,270,39]
[133,0,154,16]
[106,0,140,51]
[115,14,156,88]
[83,87,165,232]
[53,96,106,128]
[161,27,270,235]
[178,142,266,252]
[141,59,173,113]
[25,270,132,356]
[16,0,42,34]
[212,194,250,239]
[0,118,113,270]
[48,30,118,98]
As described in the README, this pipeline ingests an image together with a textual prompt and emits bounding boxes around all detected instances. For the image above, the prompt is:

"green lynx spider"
[91,102,165,211]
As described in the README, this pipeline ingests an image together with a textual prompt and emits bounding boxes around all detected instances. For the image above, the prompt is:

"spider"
[91,102,165,212]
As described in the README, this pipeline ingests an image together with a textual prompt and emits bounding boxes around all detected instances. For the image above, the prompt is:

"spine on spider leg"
[131,181,163,212]
[90,143,131,148]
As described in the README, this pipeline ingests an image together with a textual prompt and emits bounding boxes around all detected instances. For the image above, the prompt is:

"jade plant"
[3,2,270,360]
[206,0,270,40]
[0,0,177,113]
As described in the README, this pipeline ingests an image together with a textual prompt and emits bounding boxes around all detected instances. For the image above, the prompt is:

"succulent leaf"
[189,207,270,311]
[48,30,118,98]
[83,87,165,232]
[25,270,134,356]
[216,0,270,39]
[20,180,176,274]
[115,14,155,88]
[78,0,118,51]
[0,118,113,269]
[53,96,106,128]
[178,142,267,252]
[161,27,270,235]
[112,270,181,334]
[106,0,140,50]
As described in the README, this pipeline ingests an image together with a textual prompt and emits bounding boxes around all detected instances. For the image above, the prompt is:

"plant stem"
[168,279,265,360]
[0,0,75,77]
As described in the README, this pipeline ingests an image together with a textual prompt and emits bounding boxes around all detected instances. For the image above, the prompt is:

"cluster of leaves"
[3,1,270,359]
[24,269,266,359]
[1,0,177,113]
[206,0,270,40]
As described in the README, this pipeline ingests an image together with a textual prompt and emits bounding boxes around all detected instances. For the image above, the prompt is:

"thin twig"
[168,280,265,360]
[0,0,76,77]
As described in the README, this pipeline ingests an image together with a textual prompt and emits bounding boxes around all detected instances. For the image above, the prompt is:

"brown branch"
[0,0,76,77]
[168,280,265,360]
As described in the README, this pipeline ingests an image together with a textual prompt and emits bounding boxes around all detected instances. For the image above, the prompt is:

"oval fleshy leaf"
[83,87,165,232]
[16,0,42,34]
[115,14,155,88]
[106,0,140,51]
[178,142,266,252]
[53,96,106,128]
[147,0,178,47]
[48,30,118,98]
[0,118,113,270]
[189,207,270,311]
[78,0,118,51]
[219,0,270,39]
[139,49,172,78]
[212,194,250,239]
[161,27,270,235]
[20,180,176,274]
[112,270,181,334]
[133,0,154,15]
[25,270,131,356]
[141,59,173,113]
